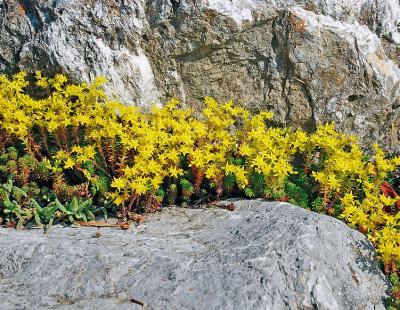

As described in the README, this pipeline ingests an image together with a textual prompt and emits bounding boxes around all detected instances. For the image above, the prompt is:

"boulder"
[0,200,389,309]
[0,1,400,151]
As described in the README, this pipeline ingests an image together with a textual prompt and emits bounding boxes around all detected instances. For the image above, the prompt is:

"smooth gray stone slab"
[0,200,389,309]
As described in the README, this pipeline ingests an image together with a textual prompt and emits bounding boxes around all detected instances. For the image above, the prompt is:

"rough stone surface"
[0,1,400,151]
[0,200,389,309]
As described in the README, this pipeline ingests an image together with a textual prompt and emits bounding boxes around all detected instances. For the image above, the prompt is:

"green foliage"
[166,184,178,206]
[311,197,324,213]
[248,172,266,198]
[0,175,31,229]
[90,175,109,197]
[0,147,51,187]
[180,179,194,192]
[391,273,399,287]
[223,173,236,194]
[284,180,309,209]
[155,188,165,201]
[57,197,96,224]
[244,187,254,198]
[180,179,194,205]
[31,196,106,231]
[386,273,400,309]
[31,198,59,231]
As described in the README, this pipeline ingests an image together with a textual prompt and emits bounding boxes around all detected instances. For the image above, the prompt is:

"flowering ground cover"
[0,72,400,307]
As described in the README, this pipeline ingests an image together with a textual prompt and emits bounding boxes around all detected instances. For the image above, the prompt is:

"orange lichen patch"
[367,53,392,76]
[290,13,307,33]
[15,4,26,16]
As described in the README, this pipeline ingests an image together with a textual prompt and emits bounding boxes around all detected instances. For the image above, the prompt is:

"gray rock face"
[0,200,389,309]
[0,1,400,151]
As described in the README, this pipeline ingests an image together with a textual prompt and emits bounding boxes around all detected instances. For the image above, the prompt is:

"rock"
[0,0,161,105]
[0,1,400,151]
[0,200,389,309]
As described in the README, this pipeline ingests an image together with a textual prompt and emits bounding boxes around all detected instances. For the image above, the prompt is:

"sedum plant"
[31,198,60,231]
[0,175,32,229]
[2,71,400,304]
[56,197,99,224]
[31,196,106,231]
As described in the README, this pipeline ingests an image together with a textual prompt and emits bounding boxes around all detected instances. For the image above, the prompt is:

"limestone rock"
[0,1,400,151]
[0,200,389,309]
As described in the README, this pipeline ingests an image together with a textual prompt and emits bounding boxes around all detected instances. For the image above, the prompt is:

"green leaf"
[86,210,95,221]
[6,174,14,190]
[21,209,32,218]
[45,216,54,233]
[31,198,43,213]
[78,198,92,211]
[3,200,14,210]
[50,204,59,214]
[80,213,87,222]
[56,199,73,215]
[71,197,78,212]
[0,183,10,193]
[244,187,254,198]
[12,186,27,197]
[68,215,79,226]
[34,210,43,227]
[100,207,108,221]
[16,218,24,230]
[13,208,22,218]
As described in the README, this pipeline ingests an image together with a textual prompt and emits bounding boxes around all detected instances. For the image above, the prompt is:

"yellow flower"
[75,113,91,125]
[114,195,126,206]
[151,175,163,189]
[84,146,96,159]
[205,165,217,179]
[132,178,148,195]
[259,111,274,120]
[71,145,84,155]
[63,158,75,169]
[239,143,253,157]
[169,166,183,178]
[327,174,341,190]
[111,177,127,191]
[251,155,265,171]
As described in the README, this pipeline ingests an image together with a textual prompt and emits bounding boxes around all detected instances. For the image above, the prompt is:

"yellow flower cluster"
[0,73,305,205]
[307,124,400,266]
[1,72,400,270]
